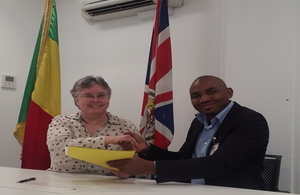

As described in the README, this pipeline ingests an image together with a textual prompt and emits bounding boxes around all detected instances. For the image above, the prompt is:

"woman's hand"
[105,135,138,151]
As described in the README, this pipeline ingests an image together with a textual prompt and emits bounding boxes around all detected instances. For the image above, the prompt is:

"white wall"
[221,0,299,192]
[293,0,300,191]
[0,0,299,193]
[0,0,45,168]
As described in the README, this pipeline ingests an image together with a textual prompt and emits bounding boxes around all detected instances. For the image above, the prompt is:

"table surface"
[0,166,295,195]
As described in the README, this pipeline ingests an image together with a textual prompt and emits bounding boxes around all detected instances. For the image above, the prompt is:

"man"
[108,75,269,190]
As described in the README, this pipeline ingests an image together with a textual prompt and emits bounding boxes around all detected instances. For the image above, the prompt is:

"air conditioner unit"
[79,0,183,22]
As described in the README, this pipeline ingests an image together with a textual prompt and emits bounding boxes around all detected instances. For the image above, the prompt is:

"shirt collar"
[196,101,234,125]
[76,111,121,125]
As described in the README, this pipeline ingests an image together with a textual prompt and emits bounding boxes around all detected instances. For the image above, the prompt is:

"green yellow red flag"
[13,0,61,170]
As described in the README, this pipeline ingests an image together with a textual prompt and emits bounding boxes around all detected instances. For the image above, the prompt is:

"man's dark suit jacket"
[141,102,269,190]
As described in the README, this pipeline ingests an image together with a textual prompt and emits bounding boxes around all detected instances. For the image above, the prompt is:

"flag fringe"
[13,122,26,146]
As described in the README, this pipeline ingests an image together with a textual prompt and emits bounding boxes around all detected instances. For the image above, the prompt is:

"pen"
[17,177,36,183]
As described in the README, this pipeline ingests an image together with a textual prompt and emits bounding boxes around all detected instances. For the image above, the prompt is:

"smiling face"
[75,83,110,116]
[189,76,233,119]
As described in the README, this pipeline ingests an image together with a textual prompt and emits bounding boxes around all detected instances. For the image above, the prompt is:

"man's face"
[189,77,233,119]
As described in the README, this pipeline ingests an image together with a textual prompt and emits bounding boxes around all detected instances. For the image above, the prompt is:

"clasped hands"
[107,132,156,178]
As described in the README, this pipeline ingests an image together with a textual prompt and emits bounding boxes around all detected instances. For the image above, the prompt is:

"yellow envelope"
[66,146,135,170]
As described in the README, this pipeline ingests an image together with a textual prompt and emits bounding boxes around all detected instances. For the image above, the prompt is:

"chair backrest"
[262,154,282,191]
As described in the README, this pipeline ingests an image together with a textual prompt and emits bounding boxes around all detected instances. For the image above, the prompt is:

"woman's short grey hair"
[70,75,112,98]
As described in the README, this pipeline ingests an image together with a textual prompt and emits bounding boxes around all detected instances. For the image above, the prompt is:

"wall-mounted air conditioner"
[79,0,184,22]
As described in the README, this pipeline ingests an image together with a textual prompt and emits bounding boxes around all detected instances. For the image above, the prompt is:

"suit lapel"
[184,119,204,158]
[212,102,241,144]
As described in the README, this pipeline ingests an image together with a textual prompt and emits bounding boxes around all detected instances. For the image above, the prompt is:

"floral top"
[47,111,139,175]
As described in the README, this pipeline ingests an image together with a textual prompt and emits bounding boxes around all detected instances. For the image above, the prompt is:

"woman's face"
[75,83,110,116]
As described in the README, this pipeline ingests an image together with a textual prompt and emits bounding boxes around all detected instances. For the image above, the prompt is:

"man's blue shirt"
[191,101,234,184]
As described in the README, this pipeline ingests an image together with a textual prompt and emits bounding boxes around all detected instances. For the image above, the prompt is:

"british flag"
[140,0,174,149]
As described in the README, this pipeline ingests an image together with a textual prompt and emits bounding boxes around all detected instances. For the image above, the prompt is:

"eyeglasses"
[79,93,109,100]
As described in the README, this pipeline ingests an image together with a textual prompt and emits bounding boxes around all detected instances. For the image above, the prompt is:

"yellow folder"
[66,146,135,170]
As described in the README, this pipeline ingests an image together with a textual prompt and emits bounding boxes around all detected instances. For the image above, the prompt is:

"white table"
[0,166,295,195]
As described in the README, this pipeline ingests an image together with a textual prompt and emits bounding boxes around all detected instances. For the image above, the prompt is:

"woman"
[47,75,139,178]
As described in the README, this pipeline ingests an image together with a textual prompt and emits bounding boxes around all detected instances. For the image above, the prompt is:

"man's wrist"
[140,143,150,156]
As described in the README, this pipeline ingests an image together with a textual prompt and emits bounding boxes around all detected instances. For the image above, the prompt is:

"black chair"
[262,154,282,191]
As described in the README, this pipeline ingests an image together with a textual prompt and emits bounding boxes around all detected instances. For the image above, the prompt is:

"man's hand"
[107,156,156,175]
[110,169,130,179]
[118,132,147,152]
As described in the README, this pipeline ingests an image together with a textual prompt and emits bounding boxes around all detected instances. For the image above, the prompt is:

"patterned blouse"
[47,111,139,175]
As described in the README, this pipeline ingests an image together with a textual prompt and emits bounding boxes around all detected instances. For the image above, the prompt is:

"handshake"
[107,132,156,178]
[116,132,148,152]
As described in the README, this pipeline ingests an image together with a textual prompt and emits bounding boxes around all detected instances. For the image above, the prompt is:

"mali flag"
[13,0,61,170]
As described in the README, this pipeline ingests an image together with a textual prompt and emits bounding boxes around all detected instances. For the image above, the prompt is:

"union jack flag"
[140,0,174,149]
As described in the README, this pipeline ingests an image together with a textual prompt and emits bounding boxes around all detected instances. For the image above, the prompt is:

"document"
[66,146,135,170]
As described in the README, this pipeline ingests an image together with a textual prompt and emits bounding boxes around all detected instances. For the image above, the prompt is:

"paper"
[66,146,135,170]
